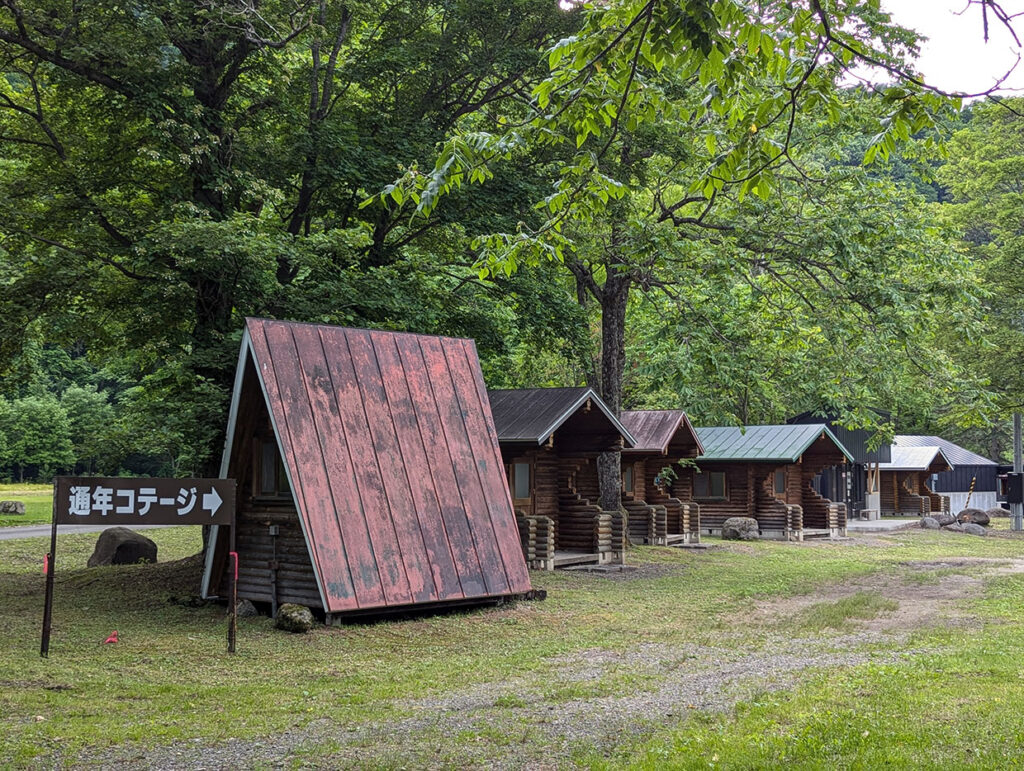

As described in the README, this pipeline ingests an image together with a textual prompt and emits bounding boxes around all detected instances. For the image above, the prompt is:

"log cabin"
[688,424,854,540]
[788,410,892,518]
[878,444,953,516]
[488,387,636,570]
[893,435,995,513]
[201,318,533,621]
[619,410,705,546]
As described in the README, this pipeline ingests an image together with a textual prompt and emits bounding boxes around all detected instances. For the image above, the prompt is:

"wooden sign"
[42,476,238,658]
[53,477,235,526]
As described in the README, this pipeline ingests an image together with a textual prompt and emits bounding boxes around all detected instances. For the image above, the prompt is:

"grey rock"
[958,508,990,526]
[87,527,158,567]
[721,516,759,541]
[986,506,1010,519]
[942,522,964,533]
[920,517,940,530]
[235,599,259,618]
[0,500,25,515]
[275,603,315,633]
[962,522,987,536]
[932,512,956,527]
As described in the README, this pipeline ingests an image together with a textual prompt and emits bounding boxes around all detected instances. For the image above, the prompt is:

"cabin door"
[508,460,534,515]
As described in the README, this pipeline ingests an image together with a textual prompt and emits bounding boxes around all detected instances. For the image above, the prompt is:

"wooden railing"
[624,498,658,544]
[755,483,803,541]
[516,512,555,571]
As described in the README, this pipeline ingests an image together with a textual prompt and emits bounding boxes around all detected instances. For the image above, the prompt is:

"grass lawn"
[3,525,1024,767]
[0,483,54,526]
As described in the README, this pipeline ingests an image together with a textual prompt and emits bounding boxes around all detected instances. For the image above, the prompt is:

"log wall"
[216,498,322,610]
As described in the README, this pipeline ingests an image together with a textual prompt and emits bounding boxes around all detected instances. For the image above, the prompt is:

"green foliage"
[937,100,1024,425]
[0,394,75,481]
[0,0,585,472]
[61,386,117,474]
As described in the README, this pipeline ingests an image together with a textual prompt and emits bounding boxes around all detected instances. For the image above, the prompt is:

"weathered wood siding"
[216,500,322,608]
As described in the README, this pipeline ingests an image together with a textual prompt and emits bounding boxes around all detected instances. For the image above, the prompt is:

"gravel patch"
[66,559,1024,770]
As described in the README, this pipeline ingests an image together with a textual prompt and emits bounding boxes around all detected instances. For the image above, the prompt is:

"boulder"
[986,506,1010,519]
[0,500,25,515]
[942,522,964,533]
[721,516,759,541]
[962,522,987,536]
[235,599,259,618]
[920,517,940,530]
[87,527,157,567]
[275,603,315,633]
[932,512,956,527]
[959,508,990,526]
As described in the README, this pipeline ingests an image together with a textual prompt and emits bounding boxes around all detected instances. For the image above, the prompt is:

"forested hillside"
[0,1,1017,481]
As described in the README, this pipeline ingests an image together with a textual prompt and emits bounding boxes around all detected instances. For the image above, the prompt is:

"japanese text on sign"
[54,477,235,525]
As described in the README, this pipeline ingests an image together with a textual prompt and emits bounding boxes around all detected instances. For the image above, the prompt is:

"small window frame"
[254,439,292,499]
[774,469,786,496]
[694,470,727,501]
[508,460,533,514]
[622,464,635,495]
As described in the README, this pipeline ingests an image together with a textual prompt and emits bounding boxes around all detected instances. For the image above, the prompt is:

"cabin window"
[258,441,291,497]
[622,465,634,494]
[512,462,532,500]
[774,469,786,495]
[694,471,726,500]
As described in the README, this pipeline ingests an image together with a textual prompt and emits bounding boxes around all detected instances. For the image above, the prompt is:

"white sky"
[881,0,1024,94]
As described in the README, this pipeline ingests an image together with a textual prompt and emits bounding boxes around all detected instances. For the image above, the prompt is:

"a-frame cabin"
[488,387,635,570]
[201,318,533,621]
[619,410,705,546]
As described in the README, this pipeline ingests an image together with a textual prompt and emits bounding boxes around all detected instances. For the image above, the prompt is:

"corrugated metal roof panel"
[694,424,853,462]
[208,318,532,615]
[620,410,704,456]
[894,435,996,467]
[879,445,952,471]
[788,411,892,463]
[488,387,636,447]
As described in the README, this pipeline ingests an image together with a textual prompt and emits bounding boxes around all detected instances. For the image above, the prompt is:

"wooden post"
[228,511,238,654]
[1013,413,1023,531]
[40,491,58,658]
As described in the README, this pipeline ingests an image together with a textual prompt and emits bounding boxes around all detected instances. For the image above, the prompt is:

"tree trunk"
[597,271,630,512]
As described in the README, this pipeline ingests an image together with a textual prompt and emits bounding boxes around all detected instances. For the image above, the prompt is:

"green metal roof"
[694,423,854,463]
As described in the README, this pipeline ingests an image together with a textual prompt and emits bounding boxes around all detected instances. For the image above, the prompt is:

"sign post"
[42,477,235,657]
[40,494,58,658]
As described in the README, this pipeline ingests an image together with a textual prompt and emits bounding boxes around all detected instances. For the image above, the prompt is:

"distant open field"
[0,484,53,526]
[3,526,1024,768]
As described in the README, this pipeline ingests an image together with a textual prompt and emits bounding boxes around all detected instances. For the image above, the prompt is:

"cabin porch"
[880,471,951,516]
[619,458,700,546]
[508,447,626,571]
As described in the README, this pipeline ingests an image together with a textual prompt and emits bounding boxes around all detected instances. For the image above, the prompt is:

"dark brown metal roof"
[488,387,636,449]
[206,318,532,615]
[620,410,704,457]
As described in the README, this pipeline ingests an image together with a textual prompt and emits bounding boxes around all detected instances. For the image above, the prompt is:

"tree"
[0,394,75,481]
[61,385,117,474]
[373,1,1000,508]
[936,98,1024,459]
[0,0,583,472]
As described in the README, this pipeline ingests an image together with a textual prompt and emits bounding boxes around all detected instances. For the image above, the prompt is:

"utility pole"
[1014,413,1022,532]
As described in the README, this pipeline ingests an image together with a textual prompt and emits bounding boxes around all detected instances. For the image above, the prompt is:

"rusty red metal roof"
[210,318,532,614]
[620,410,704,457]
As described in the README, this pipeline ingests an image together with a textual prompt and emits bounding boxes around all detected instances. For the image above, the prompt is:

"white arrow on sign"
[203,487,223,517]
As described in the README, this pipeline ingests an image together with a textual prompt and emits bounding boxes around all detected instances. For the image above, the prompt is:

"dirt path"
[71,556,1024,769]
